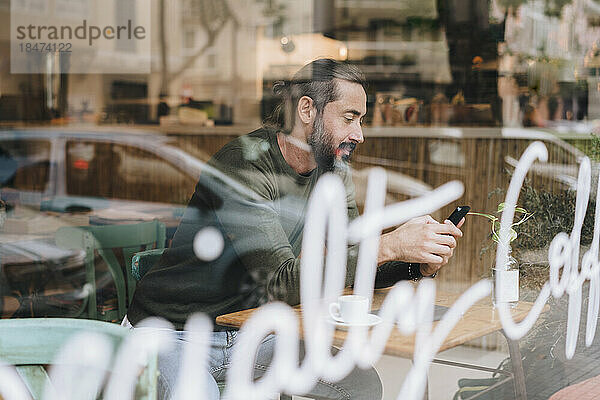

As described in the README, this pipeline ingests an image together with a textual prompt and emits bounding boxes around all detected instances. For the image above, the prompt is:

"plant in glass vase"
[469,203,534,306]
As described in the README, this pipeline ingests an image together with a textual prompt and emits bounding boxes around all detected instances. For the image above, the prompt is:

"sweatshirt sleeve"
[210,150,370,306]
[207,146,304,305]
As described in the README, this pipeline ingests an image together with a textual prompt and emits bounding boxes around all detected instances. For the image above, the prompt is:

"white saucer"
[326,313,382,330]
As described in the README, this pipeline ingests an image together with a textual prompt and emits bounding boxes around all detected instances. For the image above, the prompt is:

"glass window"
[110,143,195,204]
[66,140,114,199]
[66,140,194,204]
[114,0,136,52]
[0,139,51,192]
[6,1,600,398]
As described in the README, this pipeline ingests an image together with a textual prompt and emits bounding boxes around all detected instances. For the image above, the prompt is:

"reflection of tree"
[497,0,573,17]
[497,0,528,15]
[258,0,287,37]
[159,0,235,94]
[543,0,572,17]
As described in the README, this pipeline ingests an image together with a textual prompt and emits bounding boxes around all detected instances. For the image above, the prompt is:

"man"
[127,58,463,399]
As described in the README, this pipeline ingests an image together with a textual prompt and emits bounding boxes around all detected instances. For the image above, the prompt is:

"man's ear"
[296,96,315,125]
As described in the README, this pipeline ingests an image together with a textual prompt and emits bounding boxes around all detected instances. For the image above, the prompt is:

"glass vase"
[492,246,519,308]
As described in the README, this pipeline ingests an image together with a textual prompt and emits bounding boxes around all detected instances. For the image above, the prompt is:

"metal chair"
[55,220,166,322]
[131,248,166,282]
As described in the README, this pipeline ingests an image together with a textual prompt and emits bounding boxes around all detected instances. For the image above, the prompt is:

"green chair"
[131,248,166,282]
[0,317,157,400]
[55,220,166,322]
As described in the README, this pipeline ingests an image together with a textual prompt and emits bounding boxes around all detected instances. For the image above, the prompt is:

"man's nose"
[349,125,364,144]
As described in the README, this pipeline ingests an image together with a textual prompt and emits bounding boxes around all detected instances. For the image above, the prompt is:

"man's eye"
[344,116,354,122]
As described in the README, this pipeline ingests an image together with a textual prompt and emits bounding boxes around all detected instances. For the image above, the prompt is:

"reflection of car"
[0,127,206,234]
[355,126,585,193]
[0,127,209,319]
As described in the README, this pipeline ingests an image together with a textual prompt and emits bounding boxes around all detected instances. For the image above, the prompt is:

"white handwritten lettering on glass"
[3,141,599,400]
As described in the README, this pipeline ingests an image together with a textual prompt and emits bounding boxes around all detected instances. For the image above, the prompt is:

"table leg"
[502,330,527,400]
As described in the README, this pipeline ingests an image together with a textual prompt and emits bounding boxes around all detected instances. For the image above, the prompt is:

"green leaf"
[467,212,497,221]
[491,228,518,243]
[471,203,531,245]
[510,228,518,242]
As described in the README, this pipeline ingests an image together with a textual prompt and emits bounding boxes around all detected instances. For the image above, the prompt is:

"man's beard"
[308,114,356,172]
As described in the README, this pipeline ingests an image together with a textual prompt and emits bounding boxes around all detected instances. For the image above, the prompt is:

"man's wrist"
[407,263,438,281]
[377,233,394,266]
[419,264,437,279]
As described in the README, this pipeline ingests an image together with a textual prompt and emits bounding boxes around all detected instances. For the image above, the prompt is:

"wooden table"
[218,287,534,357]
[217,287,538,400]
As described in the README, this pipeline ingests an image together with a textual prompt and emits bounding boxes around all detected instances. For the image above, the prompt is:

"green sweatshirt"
[128,128,408,330]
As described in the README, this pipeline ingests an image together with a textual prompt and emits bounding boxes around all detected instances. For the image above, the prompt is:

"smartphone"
[447,205,470,226]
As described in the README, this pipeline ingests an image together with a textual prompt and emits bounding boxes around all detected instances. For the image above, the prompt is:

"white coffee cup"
[329,295,369,324]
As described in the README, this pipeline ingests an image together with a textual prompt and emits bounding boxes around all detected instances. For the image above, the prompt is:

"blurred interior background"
[2,1,600,398]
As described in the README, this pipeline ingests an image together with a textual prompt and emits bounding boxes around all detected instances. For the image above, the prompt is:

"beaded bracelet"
[407,263,422,281]
[407,263,437,281]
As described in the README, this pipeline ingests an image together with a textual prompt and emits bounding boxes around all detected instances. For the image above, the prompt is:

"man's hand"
[378,215,463,268]
[420,218,465,276]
